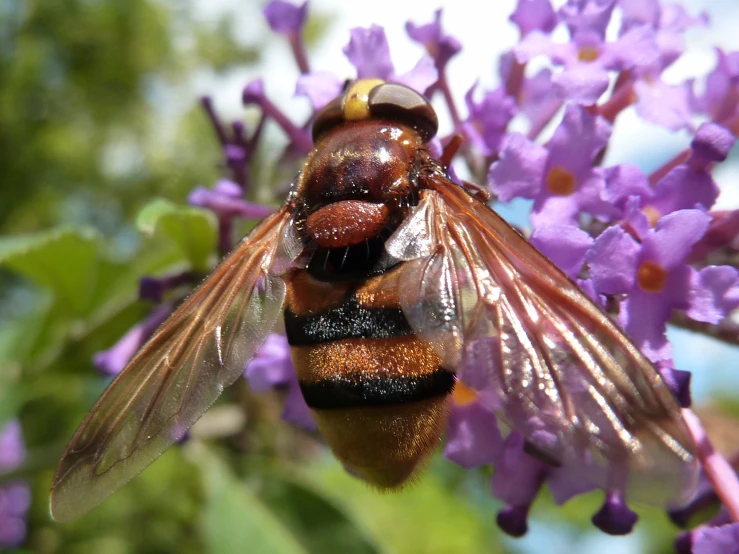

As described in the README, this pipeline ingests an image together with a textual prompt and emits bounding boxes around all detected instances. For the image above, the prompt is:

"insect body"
[50,79,698,521]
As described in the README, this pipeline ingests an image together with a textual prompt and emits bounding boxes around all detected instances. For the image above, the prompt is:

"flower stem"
[218,217,233,257]
[504,56,525,102]
[648,149,691,186]
[200,96,228,147]
[437,71,461,129]
[289,35,311,75]
[597,78,635,123]
[259,96,313,153]
[669,311,739,347]
[683,409,739,522]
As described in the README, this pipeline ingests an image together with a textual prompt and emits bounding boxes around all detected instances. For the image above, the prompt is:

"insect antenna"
[340,246,350,270]
[305,247,316,268]
[322,249,330,271]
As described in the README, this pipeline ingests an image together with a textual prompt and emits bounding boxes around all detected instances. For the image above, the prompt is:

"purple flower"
[692,523,739,554]
[263,0,308,38]
[188,179,274,221]
[586,209,713,361]
[510,0,558,36]
[601,164,653,224]
[688,266,739,325]
[263,0,311,74]
[459,84,516,156]
[200,97,256,192]
[295,71,344,111]
[560,0,617,40]
[644,123,732,217]
[0,421,25,473]
[591,491,638,535]
[243,79,313,154]
[530,223,593,279]
[516,2,659,104]
[616,2,707,130]
[344,25,394,81]
[94,304,173,376]
[633,79,694,132]
[489,105,616,226]
[513,68,563,137]
[0,421,30,549]
[693,49,739,123]
[343,25,438,91]
[491,433,548,537]
[689,209,739,263]
[658,364,692,408]
[0,483,30,548]
[139,271,192,303]
[443,381,503,468]
[297,25,439,114]
[406,10,462,72]
[689,122,735,169]
[244,333,316,431]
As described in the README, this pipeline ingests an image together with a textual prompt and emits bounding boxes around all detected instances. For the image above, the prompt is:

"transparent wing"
[386,178,698,505]
[50,207,302,521]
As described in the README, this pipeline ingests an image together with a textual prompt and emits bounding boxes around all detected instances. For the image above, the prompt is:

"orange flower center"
[578,46,600,62]
[545,166,577,196]
[637,260,668,292]
[642,206,661,228]
[453,381,478,407]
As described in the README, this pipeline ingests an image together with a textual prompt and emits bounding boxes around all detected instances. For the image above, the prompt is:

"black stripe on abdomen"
[300,369,455,409]
[284,298,413,345]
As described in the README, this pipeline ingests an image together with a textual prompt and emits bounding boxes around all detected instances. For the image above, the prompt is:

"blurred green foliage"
[0,1,699,553]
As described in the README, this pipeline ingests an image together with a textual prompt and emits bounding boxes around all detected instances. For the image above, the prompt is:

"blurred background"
[2,0,739,553]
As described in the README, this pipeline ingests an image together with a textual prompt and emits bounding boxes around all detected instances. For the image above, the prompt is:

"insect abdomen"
[284,269,454,488]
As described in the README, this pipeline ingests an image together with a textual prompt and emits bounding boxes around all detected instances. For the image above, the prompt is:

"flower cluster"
[0,420,31,549]
[94,0,739,550]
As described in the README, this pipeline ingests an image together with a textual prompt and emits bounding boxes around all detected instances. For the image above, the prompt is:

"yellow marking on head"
[343,78,385,121]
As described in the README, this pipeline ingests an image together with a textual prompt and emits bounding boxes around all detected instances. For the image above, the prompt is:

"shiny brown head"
[311,79,438,144]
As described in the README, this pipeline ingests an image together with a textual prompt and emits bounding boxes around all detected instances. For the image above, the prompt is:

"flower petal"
[444,401,503,468]
[488,133,547,201]
[586,226,639,294]
[693,523,739,554]
[392,55,438,93]
[263,0,308,36]
[620,290,673,362]
[295,71,344,111]
[642,209,711,268]
[510,0,558,36]
[530,223,593,279]
[490,433,547,507]
[343,25,394,80]
[688,266,739,324]
[244,333,295,392]
[0,422,26,473]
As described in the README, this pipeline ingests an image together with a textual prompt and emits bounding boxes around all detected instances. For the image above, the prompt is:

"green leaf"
[257,471,381,554]
[293,455,502,554]
[193,445,309,554]
[0,227,103,315]
[0,365,21,427]
[136,198,216,271]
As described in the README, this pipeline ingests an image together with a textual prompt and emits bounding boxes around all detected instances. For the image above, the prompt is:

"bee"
[50,78,697,521]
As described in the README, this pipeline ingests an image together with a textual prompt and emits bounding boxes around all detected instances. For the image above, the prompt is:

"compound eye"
[368,83,438,142]
[311,96,344,143]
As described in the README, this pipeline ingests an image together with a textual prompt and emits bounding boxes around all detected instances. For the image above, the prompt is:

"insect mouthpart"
[306,200,389,249]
